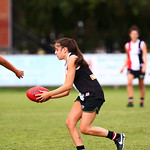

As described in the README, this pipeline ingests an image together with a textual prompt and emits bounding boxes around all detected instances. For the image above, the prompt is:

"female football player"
[0,56,24,79]
[36,38,125,150]
[120,25,147,107]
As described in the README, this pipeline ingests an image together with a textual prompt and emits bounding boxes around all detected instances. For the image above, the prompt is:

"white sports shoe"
[114,133,126,150]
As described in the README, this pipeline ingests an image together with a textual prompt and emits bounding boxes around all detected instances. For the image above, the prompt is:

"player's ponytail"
[56,38,88,67]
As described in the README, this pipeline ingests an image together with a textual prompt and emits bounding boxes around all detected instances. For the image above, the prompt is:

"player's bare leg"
[80,111,125,150]
[127,74,134,107]
[80,111,108,136]
[66,101,83,147]
[139,78,145,107]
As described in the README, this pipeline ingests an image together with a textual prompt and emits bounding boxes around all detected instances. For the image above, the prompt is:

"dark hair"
[129,25,140,35]
[56,38,88,67]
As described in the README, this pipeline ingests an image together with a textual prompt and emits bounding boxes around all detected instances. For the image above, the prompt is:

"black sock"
[76,145,85,150]
[107,131,120,140]
[129,97,134,103]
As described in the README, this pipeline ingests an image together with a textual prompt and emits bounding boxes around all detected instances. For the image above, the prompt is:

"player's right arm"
[0,56,24,79]
[120,45,129,73]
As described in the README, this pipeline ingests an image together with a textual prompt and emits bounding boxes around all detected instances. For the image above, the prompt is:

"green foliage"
[0,86,150,149]
[13,0,150,52]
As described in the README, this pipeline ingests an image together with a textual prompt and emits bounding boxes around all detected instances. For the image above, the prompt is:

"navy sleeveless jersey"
[65,53,105,101]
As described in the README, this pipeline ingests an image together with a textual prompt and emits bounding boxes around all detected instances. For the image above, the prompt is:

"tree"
[13,0,150,53]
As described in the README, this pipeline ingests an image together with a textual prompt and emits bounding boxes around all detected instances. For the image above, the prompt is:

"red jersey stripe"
[128,42,132,69]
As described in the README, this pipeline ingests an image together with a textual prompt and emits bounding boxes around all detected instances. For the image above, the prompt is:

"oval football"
[26,86,50,102]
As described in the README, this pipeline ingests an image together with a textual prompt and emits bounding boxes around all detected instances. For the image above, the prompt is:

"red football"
[26,86,50,102]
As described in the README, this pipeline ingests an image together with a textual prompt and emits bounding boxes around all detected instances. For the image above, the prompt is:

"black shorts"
[127,69,145,79]
[75,96,104,114]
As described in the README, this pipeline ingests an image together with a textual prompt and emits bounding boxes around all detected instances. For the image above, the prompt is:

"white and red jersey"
[125,39,144,71]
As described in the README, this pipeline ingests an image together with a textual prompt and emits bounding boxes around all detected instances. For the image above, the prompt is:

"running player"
[36,38,125,150]
[120,25,147,107]
[0,56,24,79]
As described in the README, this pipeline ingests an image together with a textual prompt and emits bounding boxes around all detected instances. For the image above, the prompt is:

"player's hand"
[120,67,124,73]
[15,70,24,79]
[141,65,146,73]
[35,91,51,103]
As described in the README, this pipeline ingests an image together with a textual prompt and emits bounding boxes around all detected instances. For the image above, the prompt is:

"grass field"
[0,86,150,150]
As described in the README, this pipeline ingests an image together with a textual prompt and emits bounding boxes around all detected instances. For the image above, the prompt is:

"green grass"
[0,86,150,150]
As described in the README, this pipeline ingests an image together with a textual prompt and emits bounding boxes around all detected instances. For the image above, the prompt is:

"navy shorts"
[127,69,145,79]
[75,96,104,114]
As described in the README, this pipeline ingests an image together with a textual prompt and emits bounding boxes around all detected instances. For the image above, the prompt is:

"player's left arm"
[142,42,147,73]
[50,91,70,99]
[36,56,77,101]
[0,56,24,79]
[50,75,71,99]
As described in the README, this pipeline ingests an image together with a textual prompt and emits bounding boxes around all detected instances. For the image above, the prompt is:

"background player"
[36,38,125,150]
[120,25,147,107]
[0,56,24,79]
